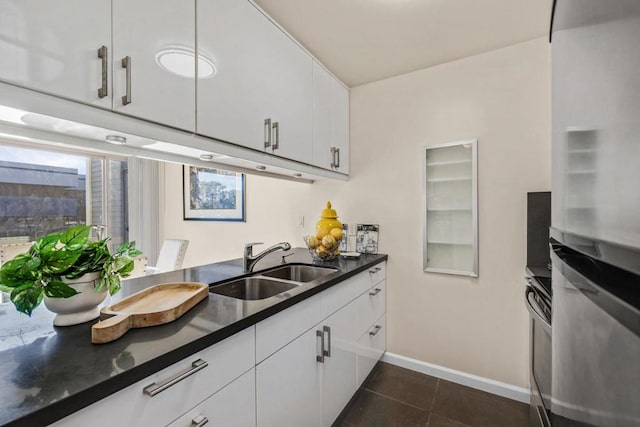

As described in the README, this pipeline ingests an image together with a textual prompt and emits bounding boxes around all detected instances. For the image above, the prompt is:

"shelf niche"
[423,140,478,276]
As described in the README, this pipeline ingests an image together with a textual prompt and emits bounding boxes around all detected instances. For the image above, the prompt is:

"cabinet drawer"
[321,273,366,319]
[356,281,386,336]
[320,262,386,319]
[356,315,386,388]
[168,368,256,427]
[366,262,386,287]
[52,327,255,427]
[256,296,322,363]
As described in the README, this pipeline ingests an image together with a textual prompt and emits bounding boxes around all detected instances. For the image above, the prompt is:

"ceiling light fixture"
[155,47,217,79]
[105,135,127,145]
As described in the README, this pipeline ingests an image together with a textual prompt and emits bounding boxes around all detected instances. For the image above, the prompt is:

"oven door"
[551,245,640,427]
[526,285,552,427]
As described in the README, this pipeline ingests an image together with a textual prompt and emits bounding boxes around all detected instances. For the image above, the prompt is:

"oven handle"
[525,287,552,335]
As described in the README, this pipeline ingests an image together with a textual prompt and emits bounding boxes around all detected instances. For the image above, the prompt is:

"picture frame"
[183,165,245,221]
[355,224,379,254]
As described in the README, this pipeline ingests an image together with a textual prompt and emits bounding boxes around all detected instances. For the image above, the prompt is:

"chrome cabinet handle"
[192,415,209,427]
[143,359,208,397]
[330,147,338,168]
[369,267,382,274]
[323,325,331,357]
[316,329,325,363]
[272,121,279,150]
[121,56,132,105]
[97,45,108,98]
[264,118,271,148]
[335,148,340,168]
[369,288,382,296]
[369,325,382,336]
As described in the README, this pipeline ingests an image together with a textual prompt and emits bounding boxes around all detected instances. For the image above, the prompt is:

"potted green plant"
[0,225,142,326]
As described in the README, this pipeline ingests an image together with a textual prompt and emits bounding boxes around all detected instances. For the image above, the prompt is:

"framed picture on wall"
[183,165,245,221]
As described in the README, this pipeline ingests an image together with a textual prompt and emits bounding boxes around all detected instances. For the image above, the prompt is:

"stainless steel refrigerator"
[550,0,640,426]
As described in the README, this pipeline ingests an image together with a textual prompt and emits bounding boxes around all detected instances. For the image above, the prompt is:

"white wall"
[162,38,551,388]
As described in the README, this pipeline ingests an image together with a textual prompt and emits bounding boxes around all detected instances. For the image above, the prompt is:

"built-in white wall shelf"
[423,140,478,277]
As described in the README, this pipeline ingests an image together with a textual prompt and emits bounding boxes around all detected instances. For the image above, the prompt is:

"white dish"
[340,252,361,258]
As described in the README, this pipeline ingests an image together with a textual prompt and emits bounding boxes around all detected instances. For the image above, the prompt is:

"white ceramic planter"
[43,272,107,326]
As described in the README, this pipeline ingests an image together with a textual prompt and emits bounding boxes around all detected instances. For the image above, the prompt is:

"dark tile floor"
[334,362,529,427]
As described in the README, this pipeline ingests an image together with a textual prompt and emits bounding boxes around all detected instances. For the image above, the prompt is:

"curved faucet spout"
[244,242,292,272]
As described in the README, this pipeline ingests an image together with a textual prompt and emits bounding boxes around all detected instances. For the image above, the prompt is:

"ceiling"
[254,0,553,87]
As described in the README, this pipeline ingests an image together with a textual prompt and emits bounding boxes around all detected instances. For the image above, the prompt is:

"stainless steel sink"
[260,264,338,282]
[209,277,299,300]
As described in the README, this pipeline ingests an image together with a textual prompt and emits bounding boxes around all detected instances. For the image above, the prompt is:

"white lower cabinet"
[357,314,386,388]
[256,326,323,427]
[51,326,255,427]
[256,302,359,427]
[168,368,256,427]
[257,262,386,427]
[321,301,358,427]
[50,262,386,427]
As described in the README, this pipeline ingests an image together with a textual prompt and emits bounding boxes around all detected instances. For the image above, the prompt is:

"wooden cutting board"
[92,282,208,344]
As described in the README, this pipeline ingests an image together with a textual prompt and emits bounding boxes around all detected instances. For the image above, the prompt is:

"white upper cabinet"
[197,0,273,152]
[0,0,111,108]
[312,61,349,174]
[112,0,195,131]
[266,22,313,164]
[197,0,313,164]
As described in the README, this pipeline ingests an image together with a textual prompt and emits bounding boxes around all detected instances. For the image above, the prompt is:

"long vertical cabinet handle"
[330,147,337,168]
[97,45,108,98]
[121,56,132,105]
[323,325,331,357]
[334,148,340,168]
[264,118,272,149]
[316,329,325,363]
[272,121,279,150]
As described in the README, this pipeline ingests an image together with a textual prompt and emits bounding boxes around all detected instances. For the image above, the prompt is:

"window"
[0,143,128,301]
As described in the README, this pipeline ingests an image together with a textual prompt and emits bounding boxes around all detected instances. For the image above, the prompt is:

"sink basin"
[210,277,299,300]
[260,264,338,282]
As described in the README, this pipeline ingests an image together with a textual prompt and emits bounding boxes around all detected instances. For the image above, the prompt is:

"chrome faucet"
[243,242,292,272]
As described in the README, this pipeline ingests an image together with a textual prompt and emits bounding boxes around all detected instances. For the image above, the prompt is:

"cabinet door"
[332,80,350,174]
[0,0,111,108]
[322,302,358,427]
[312,61,349,173]
[357,315,386,388]
[197,0,273,151]
[312,61,333,170]
[168,369,255,427]
[112,0,195,131]
[268,28,313,164]
[256,327,322,427]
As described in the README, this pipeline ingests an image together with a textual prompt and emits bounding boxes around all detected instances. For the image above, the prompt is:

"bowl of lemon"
[305,201,344,261]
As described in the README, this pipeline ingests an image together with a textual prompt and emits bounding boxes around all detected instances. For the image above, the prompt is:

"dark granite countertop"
[0,248,387,426]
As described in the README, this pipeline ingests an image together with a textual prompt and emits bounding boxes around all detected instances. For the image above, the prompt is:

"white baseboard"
[381,352,530,404]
